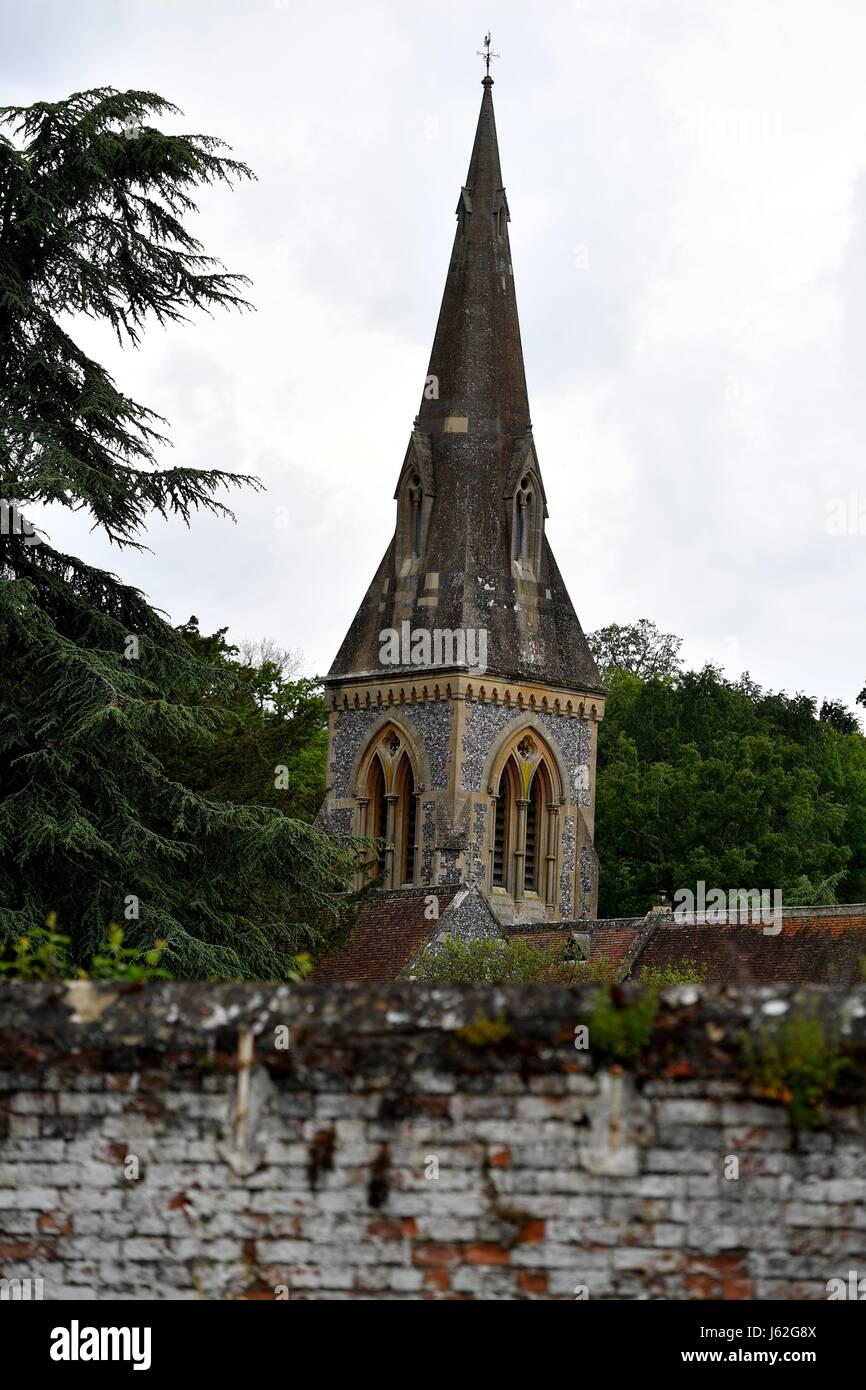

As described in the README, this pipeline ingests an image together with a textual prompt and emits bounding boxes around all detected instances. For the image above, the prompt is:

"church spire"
[327,57,603,697]
[417,62,530,443]
[320,56,606,928]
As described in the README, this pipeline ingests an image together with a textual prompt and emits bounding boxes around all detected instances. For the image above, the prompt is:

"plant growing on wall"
[743,1008,848,1132]
[585,986,659,1063]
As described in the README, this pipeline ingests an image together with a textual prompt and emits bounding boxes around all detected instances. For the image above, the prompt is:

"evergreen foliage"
[0,89,364,978]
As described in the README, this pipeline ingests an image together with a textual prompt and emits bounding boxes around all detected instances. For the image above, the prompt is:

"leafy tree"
[163,618,328,821]
[820,698,861,735]
[596,662,866,917]
[235,636,301,686]
[0,88,362,978]
[587,618,683,682]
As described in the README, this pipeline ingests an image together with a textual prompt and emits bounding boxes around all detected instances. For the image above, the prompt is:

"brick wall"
[0,981,864,1301]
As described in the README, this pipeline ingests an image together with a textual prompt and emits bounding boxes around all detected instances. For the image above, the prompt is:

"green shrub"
[743,1009,848,1131]
[638,959,709,986]
[409,935,590,984]
[586,988,659,1062]
[0,916,173,980]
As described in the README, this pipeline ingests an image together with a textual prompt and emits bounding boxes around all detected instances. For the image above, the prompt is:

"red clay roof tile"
[313,888,460,983]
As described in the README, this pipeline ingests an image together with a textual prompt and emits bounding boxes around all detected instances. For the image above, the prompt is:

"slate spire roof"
[327,73,604,696]
[417,74,530,441]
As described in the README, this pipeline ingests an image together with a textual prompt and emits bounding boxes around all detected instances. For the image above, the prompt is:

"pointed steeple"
[320,59,606,929]
[417,74,530,441]
[327,69,603,697]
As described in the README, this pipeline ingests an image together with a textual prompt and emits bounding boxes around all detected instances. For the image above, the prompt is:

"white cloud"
[7,0,866,705]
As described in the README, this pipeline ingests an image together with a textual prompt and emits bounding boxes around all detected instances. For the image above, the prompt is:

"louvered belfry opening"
[366,755,387,880]
[396,753,417,887]
[524,776,538,891]
[492,785,506,887]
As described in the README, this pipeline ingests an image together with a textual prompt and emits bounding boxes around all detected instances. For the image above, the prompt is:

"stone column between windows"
[384,794,398,890]
[411,789,423,885]
[355,797,370,890]
[513,797,529,903]
[545,803,559,908]
[487,788,497,889]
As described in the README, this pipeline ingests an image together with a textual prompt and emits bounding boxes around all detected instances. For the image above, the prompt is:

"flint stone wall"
[0,981,864,1301]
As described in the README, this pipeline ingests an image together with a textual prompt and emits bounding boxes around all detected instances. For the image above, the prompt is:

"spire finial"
[477,31,499,79]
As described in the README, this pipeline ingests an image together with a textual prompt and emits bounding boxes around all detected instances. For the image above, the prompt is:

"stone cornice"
[328,674,605,720]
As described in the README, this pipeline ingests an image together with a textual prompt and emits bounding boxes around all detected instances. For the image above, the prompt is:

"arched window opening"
[524,778,538,891]
[358,729,420,890]
[489,735,561,911]
[516,475,533,563]
[408,474,423,558]
[395,753,417,886]
[492,759,518,891]
[492,786,506,887]
[525,763,551,895]
[365,754,387,880]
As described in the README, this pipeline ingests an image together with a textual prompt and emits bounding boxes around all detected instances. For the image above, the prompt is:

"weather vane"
[477,31,499,76]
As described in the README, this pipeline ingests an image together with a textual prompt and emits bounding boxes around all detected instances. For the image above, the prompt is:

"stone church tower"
[320,71,606,923]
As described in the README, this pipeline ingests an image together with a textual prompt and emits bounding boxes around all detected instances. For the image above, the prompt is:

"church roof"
[312,886,503,983]
[327,75,604,696]
[634,908,866,986]
[313,888,460,983]
[314,902,866,985]
[510,906,866,986]
[417,76,529,441]
[508,917,648,973]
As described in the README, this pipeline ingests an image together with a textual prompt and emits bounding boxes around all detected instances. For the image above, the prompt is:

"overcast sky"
[5,0,866,710]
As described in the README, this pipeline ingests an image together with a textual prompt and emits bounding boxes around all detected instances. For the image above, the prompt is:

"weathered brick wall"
[0,982,864,1301]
